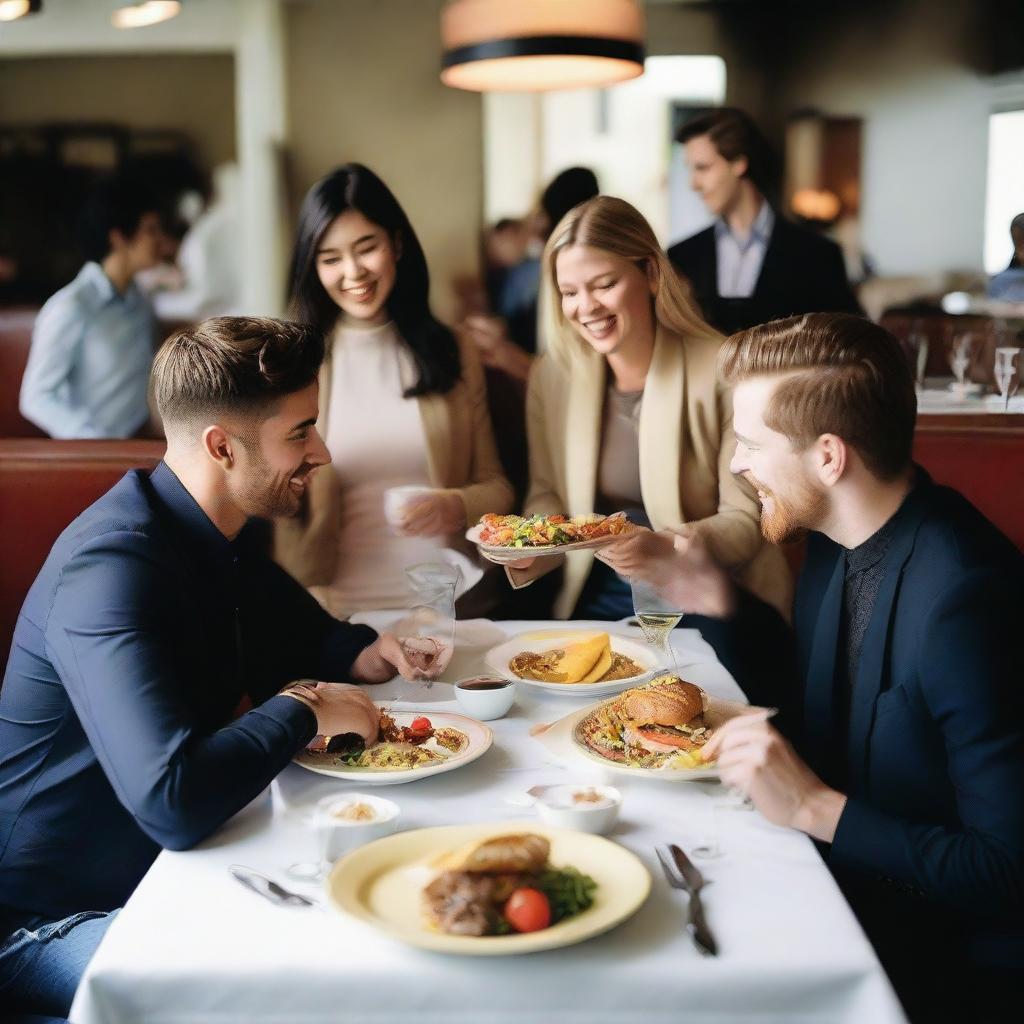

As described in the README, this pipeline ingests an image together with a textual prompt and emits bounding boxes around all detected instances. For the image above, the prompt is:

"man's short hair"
[675,107,778,197]
[152,316,325,433]
[78,174,160,263]
[719,313,917,480]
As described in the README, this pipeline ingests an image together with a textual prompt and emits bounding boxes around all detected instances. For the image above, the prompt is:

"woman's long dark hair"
[288,163,460,396]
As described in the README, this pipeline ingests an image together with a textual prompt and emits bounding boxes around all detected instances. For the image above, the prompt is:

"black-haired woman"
[275,163,513,616]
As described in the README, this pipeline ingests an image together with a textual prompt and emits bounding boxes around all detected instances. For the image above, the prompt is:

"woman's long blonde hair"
[540,195,719,366]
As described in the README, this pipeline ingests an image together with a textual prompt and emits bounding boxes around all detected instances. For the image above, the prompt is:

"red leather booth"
[1,439,165,670]
[0,309,45,438]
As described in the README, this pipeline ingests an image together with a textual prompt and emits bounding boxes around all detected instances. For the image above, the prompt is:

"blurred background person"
[669,108,861,335]
[987,213,1024,302]
[465,166,600,379]
[148,163,243,322]
[19,174,161,439]
[463,167,601,505]
[503,195,791,628]
[275,163,513,618]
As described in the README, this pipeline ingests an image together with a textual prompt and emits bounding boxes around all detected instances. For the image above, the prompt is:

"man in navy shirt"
[602,313,1024,1021]
[0,315,424,1018]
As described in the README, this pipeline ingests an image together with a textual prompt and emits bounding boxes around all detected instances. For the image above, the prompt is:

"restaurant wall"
[0,54,237,168]
[284,0,483,322]
[645,2,774,127]
[774,0,991,277]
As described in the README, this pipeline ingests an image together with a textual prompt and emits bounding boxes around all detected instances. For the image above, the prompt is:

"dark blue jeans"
[0,908,118,1020]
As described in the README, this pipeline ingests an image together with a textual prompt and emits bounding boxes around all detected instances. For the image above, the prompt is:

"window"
[984,109,1024,274]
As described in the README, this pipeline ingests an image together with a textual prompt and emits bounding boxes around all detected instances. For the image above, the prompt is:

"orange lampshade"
[441,0,645,92]
[0,0,40,22]
[111,1,181,30]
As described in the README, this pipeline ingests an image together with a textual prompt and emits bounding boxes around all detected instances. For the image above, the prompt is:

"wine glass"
[994,346,1021,410]
[630,576,683,675]
[904,319,929,389]
[947,330,975,396]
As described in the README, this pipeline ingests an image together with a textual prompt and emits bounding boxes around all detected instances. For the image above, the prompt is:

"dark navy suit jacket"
[707,473,1024,968]
[0,463,376,921]
[667,215,862,335]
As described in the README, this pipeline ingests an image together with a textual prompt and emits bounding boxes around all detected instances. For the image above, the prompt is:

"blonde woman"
[505,195,791,621]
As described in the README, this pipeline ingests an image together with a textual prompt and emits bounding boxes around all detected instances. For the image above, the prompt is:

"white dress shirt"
[19,262,155,439]
[715,201,775,298]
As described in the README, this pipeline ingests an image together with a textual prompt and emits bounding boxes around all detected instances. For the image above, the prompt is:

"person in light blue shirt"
[19,176,163,438]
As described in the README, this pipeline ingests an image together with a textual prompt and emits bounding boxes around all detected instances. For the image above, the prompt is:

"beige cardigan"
[513,327,792,619]
[274,327,514,587]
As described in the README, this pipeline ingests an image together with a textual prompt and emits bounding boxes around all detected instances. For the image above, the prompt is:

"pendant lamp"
[112,1,181,30]
[0,0,41,22]
[441,0,645,92]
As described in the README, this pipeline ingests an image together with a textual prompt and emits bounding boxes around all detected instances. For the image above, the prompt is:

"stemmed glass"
[630,576,683,675]
[994,347,1021,410]
[905,320,929,389]
[947,331,975,396]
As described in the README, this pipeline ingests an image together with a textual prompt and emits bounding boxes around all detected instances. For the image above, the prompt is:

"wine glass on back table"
[630,577,682,674]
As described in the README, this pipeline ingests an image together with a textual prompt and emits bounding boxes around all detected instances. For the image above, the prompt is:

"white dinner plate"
[533,692,761,781]
[484,628,658,697]
[327,821,650,955]
[293,707,492,785]
[465,516,635,564]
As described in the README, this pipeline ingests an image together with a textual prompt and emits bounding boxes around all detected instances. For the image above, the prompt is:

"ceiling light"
[112,1,181,30]
[441,0,645,93]
[0,0,41,22]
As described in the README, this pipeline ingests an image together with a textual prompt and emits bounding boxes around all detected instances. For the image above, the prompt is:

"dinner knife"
[669,844,718,957]
[228,865,318,908]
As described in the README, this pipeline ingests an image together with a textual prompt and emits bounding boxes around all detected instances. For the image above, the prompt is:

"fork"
[656,846,718,957]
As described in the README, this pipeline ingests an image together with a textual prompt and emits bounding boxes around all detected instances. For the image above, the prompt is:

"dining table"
[70,616,907,1024]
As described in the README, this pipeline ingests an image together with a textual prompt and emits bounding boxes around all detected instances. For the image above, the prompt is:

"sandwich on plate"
[576,675,712,769]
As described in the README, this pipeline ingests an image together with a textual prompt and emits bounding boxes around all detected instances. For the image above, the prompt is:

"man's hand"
[395,492,465,538]
[350,632,442,683]
[701,713,847,843]
[597,525,736,618]
[282,682,380,745]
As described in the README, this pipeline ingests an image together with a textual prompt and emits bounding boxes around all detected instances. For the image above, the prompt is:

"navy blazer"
[667,215,862,335]
[0,463,377,920]
[707,473,1024,967]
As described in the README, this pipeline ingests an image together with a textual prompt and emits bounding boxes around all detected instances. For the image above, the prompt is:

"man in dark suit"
[667,108,861,335]
[600,313,1024,1021]
[0,316,429,1018]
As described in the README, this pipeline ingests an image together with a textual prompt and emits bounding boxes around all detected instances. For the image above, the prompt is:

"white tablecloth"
[70,620,905,1024]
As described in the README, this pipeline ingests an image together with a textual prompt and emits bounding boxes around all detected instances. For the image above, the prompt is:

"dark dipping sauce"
[457,677,511,691]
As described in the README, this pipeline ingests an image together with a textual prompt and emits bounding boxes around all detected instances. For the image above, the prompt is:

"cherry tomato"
[410,716,432,732]
[504,888,551,933]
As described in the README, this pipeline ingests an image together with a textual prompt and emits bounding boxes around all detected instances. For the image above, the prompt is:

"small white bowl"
[533,784,622,835]
[454,675,516,721]
[315,792,399,863]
